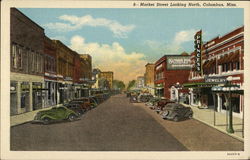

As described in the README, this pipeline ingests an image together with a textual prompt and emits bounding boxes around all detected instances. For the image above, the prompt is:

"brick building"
[44,36,57,107]
[53,40,75,104]
[145,63,155,95]
[10,8,45,115]
[154,54,191,99]
[184,26,244,118]
[99,71,114,90]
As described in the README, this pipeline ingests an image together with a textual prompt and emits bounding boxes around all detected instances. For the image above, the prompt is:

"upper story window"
[11,44,17,69]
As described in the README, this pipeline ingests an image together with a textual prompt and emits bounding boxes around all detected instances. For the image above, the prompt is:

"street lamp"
[175,82,181,103]
[226,76,234,134]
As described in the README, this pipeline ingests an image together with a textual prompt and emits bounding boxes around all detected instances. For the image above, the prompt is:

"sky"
[18,8,243,83]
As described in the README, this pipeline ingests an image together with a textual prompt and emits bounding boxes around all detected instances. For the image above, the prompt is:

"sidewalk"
[181,103,244,142]
[10,105,61,126]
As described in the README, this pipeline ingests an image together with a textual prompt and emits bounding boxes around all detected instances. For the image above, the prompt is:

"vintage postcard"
[1,0,250,159]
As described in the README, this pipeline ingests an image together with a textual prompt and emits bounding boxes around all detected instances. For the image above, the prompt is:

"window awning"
[183,82,220,88]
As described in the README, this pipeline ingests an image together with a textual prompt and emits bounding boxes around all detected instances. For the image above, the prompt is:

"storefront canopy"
[183,82,219,88]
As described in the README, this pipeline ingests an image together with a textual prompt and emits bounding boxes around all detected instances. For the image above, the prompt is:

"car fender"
[40,115,56,120]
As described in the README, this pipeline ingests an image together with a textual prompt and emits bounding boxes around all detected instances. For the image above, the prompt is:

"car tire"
[43,117,51,125]
[68,114,77,122]
[173,116,179,122]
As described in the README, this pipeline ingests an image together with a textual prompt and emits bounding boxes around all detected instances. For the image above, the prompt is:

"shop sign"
[194,30,202,73]
[166,56,192,70]
[205,76,227,83]
[21,82,30,91]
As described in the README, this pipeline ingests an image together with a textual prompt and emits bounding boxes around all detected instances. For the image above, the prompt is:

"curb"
[192,116,244,142]
[180,103,244,142]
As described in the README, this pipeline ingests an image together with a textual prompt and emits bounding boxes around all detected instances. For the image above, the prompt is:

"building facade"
[145,63,155,95]
[185,26,244,118]
[154,54,191,99]
[99,71,114,90]
[136,76,145,89]
[44,36,57,107]
[10,8,45,115]
[53,40,75,104]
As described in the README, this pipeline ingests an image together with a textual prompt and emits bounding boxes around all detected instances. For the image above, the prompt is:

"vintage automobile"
[156,98,175,111]
[67,99,91,112]
[64,103,86,116]
[130,95,138,103]
[145,97,161,107]
[33,106,79,124]
[160,103,193,122]
[137,93,153,103]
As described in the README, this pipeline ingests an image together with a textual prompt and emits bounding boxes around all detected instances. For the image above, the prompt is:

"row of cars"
[33,94,111,125]
[128,92,193,122]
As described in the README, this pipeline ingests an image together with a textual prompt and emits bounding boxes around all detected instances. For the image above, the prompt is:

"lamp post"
[226,76,234,134]
[176,82,181,103]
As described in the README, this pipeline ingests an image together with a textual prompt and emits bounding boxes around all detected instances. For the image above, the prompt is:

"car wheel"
[68,114,77,122]
[173,116,179,122]
[43,117,51,125]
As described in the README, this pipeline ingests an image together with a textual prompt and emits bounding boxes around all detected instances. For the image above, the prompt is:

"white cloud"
[70,35,146,83]
[45,14,135,38]
[144,29,197,55]
[173,29,196,45]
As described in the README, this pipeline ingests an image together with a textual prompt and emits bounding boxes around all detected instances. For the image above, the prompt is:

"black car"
[138,94,153,103]
[160,103,193,122]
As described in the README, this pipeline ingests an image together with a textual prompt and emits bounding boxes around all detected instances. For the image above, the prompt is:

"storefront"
[183,82,218,108]
[155,83,164,97]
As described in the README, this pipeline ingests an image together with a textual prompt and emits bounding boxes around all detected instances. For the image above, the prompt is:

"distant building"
[154,54,191,99]
[145,63,155,95]
[92,68,101,89]
[136,76,145,88]
[99,71,114,89]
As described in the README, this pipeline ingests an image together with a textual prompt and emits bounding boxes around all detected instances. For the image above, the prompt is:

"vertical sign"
[194,30,202,73]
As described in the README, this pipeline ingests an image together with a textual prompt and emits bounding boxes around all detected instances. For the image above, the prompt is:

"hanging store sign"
[194,30,202,73]
[166,56,192,70]
[205,76,227,83]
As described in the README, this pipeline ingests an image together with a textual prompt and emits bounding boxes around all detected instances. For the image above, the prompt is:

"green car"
[33,106,79,124]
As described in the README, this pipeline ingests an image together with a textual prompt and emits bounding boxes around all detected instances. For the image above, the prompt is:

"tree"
[127,80,136,91]
[113,80,125,91]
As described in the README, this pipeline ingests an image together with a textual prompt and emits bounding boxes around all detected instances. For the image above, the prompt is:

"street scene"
[11,94,243,151]
[10,8,244,151]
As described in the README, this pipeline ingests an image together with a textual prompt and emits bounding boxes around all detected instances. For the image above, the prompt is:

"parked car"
[145,97,161,107]
[64,103,86,116]
[156,98,175,111]
[71,98,94,110]
[130,95,138,103]
[160,103,193,122]
[33,106,79,124]
[138,93,153,103]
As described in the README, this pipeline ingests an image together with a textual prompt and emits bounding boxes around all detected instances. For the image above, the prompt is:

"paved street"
[11,94,243,151]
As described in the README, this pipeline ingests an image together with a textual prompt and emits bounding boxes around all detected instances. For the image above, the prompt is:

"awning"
[183,82,220,88]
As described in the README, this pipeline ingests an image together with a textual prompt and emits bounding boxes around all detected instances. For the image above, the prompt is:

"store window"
[21,82,30,112]
[32,82,43,110]
[11,44,17,69]
[10,81,18,115]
